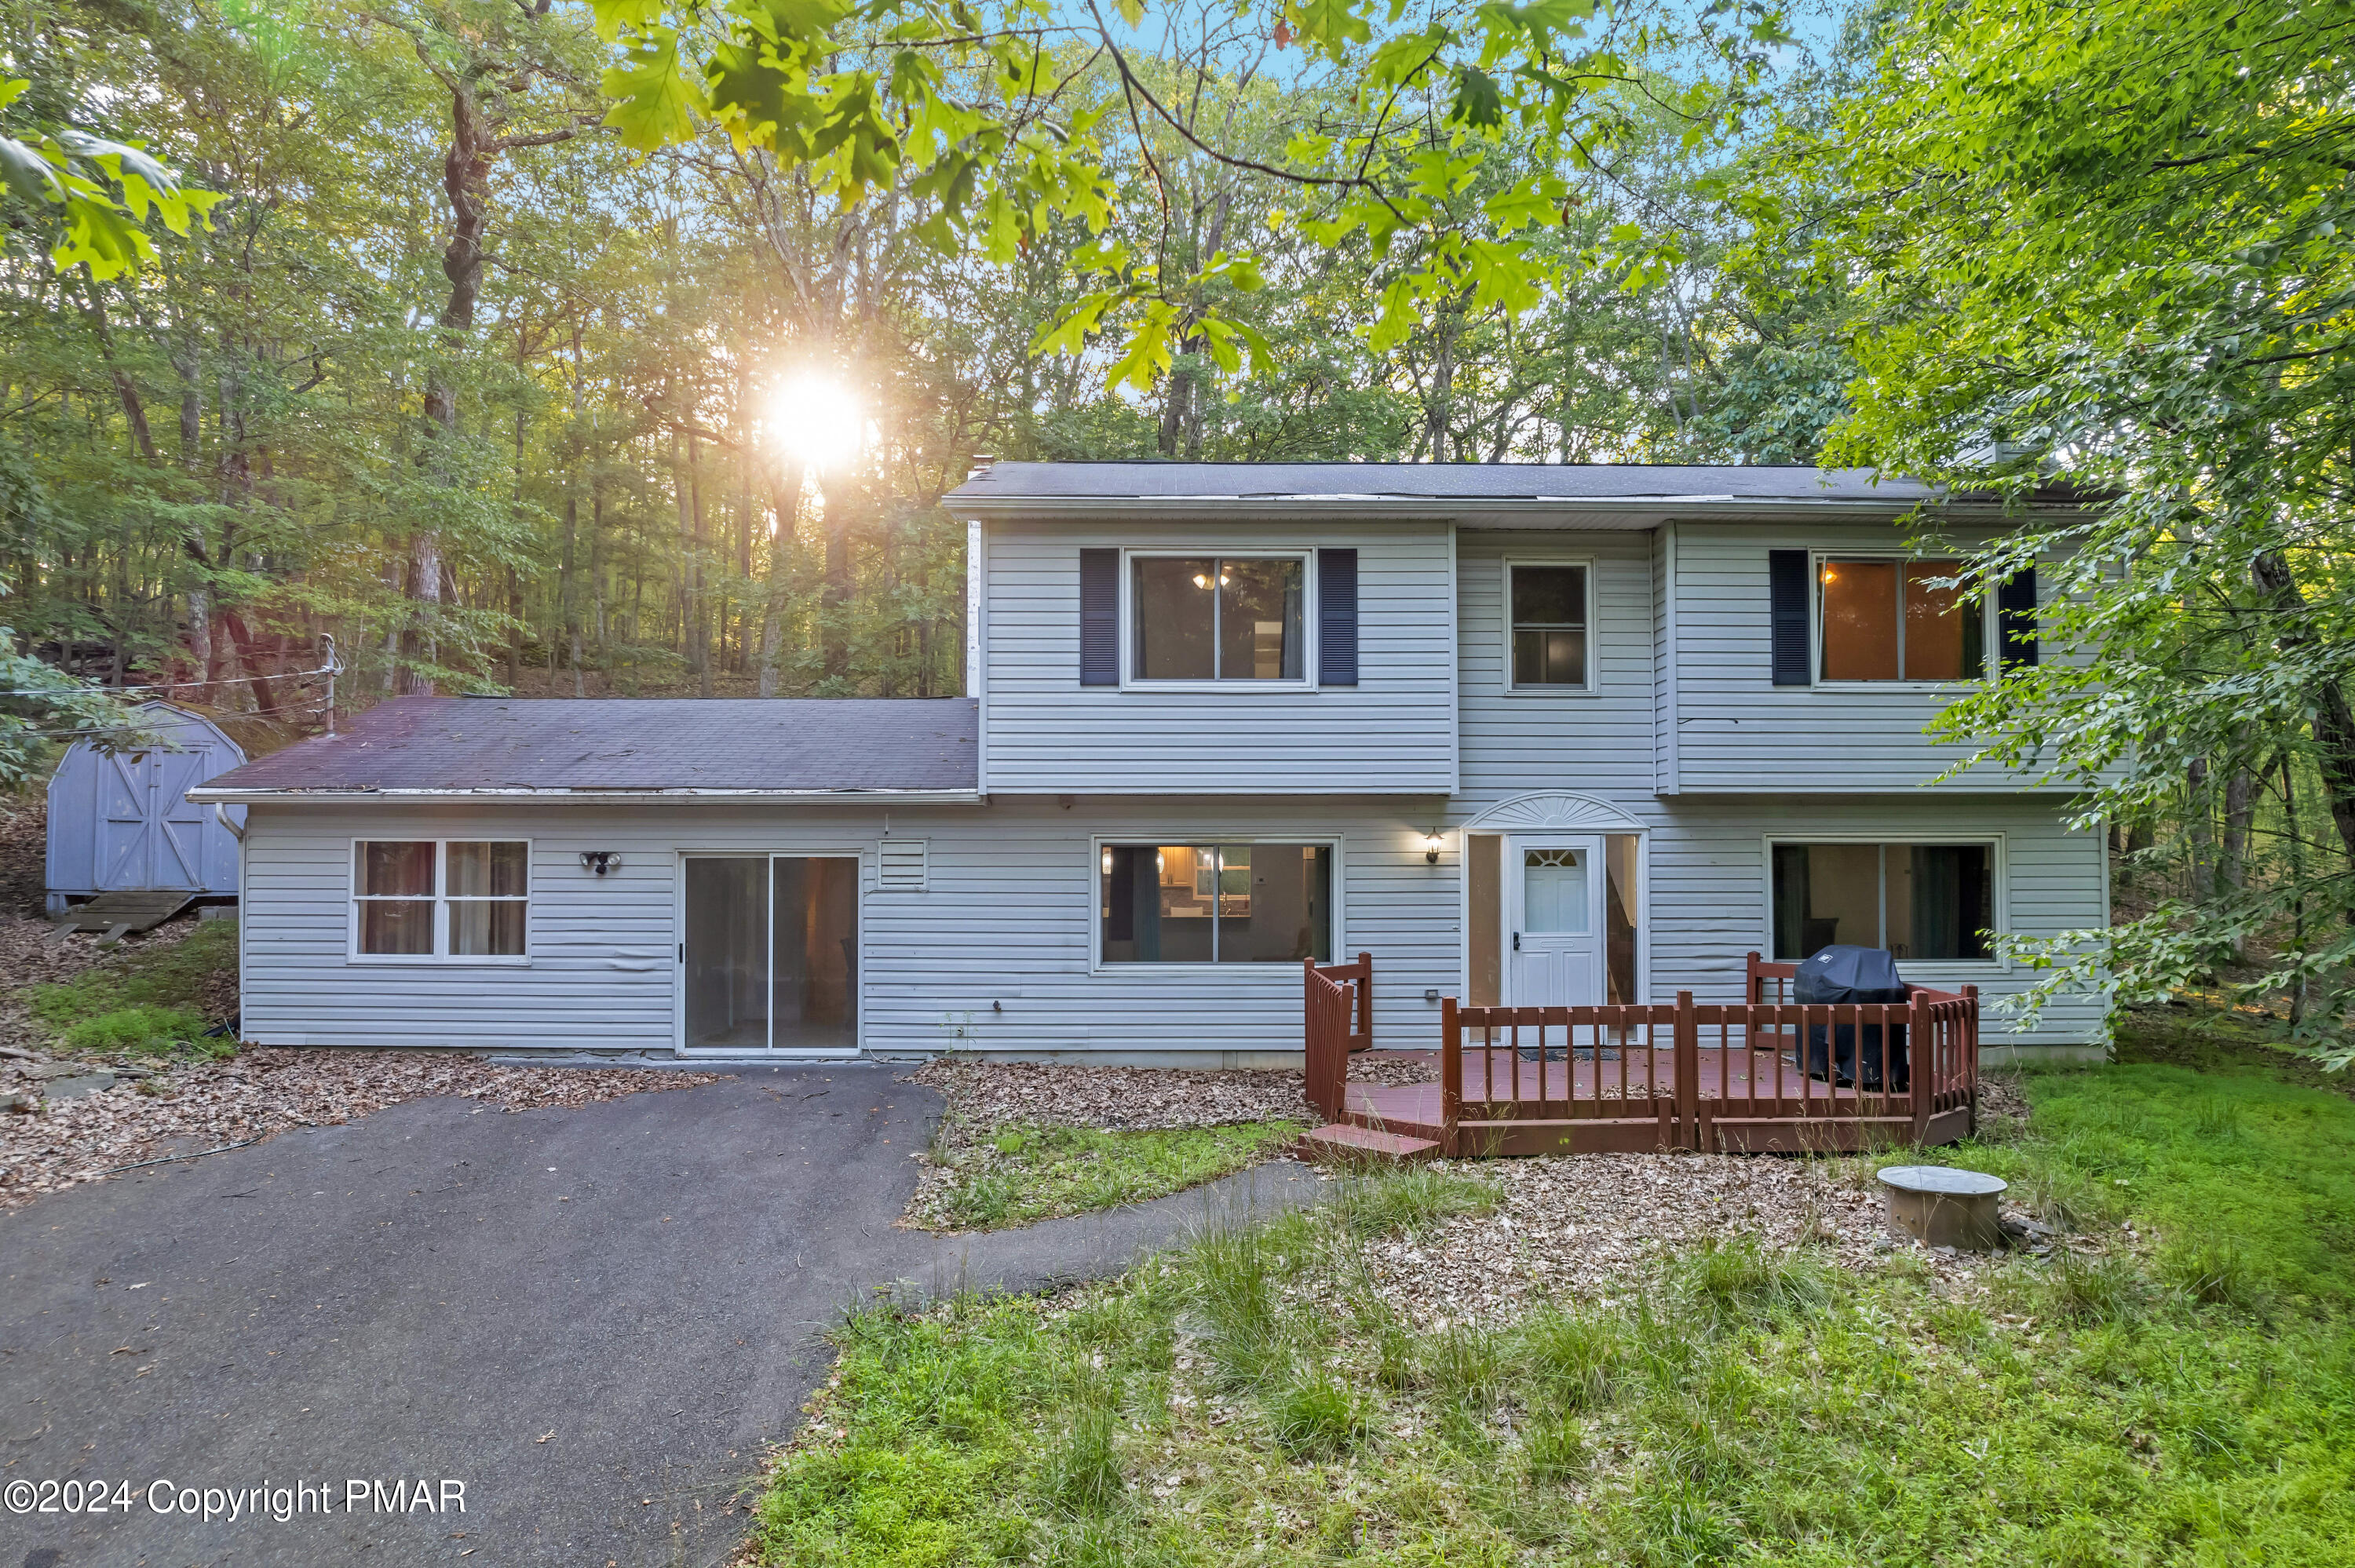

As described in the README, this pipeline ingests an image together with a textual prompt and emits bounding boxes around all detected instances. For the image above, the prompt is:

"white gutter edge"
[186,787,988,806]
[940,494,2089,524]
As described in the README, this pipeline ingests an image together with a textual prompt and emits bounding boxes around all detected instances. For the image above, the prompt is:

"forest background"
[0,0,1853,720]
[5,0,2350,1047]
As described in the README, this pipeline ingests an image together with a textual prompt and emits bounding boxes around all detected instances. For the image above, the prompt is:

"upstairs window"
[1508,563,1589,687]
[353,839,529,961]
[1100,842,1332,963]
[1770,841,1994,962]
[1819,558,1986,682]
[1132,556,1304,681]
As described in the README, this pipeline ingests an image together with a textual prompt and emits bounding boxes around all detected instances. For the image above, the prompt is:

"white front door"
[1506,834,1605,1007]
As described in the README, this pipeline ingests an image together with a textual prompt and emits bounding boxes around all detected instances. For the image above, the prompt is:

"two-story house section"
[199,461,2108,1066]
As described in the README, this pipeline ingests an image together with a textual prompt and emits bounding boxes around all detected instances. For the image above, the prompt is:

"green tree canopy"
[1773,0,2355,1052]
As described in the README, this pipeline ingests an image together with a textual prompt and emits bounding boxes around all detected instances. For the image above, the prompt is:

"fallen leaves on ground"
[1,1048,724,1212]
[0,913,214,1054]
[1358,1150,2001,1326]
[908,1052,1432,1132]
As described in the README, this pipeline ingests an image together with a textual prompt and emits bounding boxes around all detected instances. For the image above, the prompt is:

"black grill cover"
[1794,945,1910,1091]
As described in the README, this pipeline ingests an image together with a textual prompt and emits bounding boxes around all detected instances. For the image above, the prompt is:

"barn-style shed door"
[48,702,247,906]
[96,748,188,889]
[98,745,222,890]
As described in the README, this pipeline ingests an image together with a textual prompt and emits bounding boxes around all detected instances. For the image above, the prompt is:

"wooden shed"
[46,701,246,913]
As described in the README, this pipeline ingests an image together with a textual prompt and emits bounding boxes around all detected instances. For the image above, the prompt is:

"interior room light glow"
[765,372,863,471]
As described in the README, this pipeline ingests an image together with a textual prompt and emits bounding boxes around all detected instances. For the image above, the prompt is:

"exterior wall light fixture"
[1424,831,1444,865]
[580,851,622,877]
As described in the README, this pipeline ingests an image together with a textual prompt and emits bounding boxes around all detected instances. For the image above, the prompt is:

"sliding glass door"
[681,855,859,1053]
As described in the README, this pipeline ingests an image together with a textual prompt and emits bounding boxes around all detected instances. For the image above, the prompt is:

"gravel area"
[907,1052,1435,1132]
[1,1049,726,1212]
[1355,1150,2012,1326]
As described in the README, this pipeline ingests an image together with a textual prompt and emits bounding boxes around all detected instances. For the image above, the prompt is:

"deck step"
[1298,1123,1442,1167]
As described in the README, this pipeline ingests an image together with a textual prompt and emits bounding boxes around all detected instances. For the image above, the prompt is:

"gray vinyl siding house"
[195,463,2109,1065]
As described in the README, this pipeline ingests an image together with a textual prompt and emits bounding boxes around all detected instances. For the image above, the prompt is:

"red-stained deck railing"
[1413,952,1978,1157]
[1302,953,1373,1121]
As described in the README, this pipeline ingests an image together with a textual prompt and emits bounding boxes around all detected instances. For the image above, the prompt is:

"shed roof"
[190,696,980,801]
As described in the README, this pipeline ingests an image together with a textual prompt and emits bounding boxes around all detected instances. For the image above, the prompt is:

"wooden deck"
[1302,954,1979,1158]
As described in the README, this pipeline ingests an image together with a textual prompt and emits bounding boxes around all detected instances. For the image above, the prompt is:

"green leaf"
[1284,0,1373,59]
[1032,291,1120,359]
[0,134,64,206]
[1451,66,1505,129]
[601,31,706,151]
[589,0,671,42]
[1483,175,1565,233]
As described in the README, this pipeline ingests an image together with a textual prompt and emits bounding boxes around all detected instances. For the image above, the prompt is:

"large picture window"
[1508,563,1589,687]
[1100,842,1331,964]
[353,840,529,961]
[1818,558,1986,682]
[1770,841,1993,962]
[1131,556,1305,681]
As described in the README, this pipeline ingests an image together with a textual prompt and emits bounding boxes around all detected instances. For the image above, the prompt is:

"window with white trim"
[1769,841,1994,962]
[353,840,529,960]
[1099,842,1332,963]
[1130,555,1305,681]
[1507,562,1590,687]
[1816,556,1988,683]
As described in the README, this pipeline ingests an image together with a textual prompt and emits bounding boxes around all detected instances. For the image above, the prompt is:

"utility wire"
[0,662,338,699]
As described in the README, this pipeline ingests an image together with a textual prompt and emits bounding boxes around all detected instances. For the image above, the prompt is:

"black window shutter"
[1318,549,1359,686]
[1079,549,1119,686]
[1998,567,2039,670]
[1768,549,1810,686]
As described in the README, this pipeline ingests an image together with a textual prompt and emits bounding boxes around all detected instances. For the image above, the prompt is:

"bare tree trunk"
[2186,757,2215,903]
[396,22,579,695]
[2218,764,2255,965]
[2253,550,2355,899]
[820,479,852,686]
[760,463,804,697]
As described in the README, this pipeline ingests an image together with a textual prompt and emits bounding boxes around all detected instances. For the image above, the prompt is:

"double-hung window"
[1100,842,1332,964]
[1507,562,1590,689]
[1130,555,1305,681]
[1817,557,1987,682]
[1769,841,1995,962]
[353,840,530,961]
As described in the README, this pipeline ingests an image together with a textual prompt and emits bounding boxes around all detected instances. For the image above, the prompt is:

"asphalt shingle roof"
[196,696,979,796]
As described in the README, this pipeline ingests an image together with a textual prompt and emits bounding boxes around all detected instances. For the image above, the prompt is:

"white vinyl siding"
[1645,794,2105,1050]
[1666,520,2054,792]
[981,520,1457,793]
[238,799,1458,1063]
[238,789,2105,1062]
[1455,531,1657,811]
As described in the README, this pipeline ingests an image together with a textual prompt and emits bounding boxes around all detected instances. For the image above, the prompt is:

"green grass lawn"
[912,1121,1305,1231]
[19,918,239,1059]
[754,1051,2355,1566]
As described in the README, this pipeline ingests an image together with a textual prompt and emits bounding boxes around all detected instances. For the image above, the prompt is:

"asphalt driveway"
[0,1067,1319,1567]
